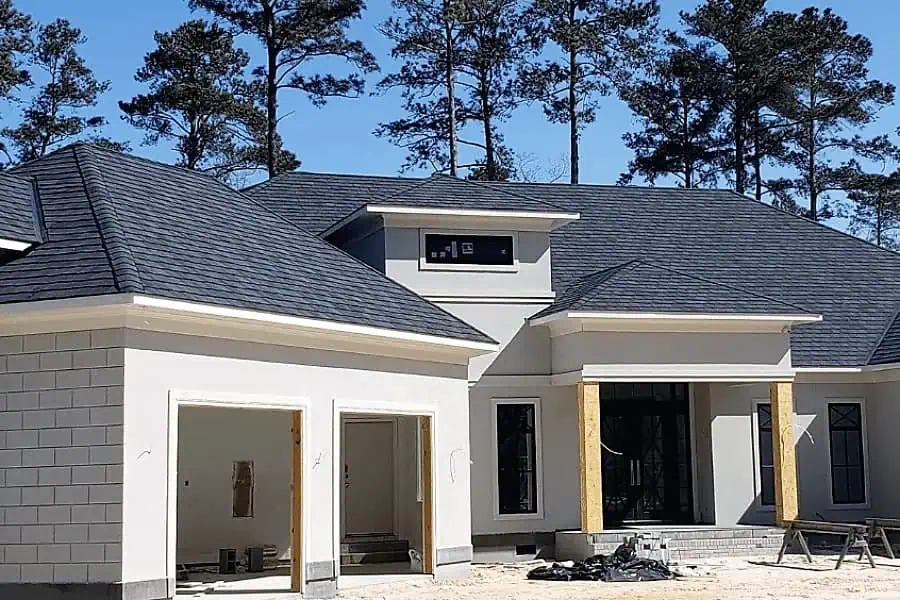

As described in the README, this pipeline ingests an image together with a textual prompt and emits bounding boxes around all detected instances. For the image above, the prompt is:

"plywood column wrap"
[769,382,799,525]
[420,416,435,575]
[290,411,304,593]
[577,382,603,533]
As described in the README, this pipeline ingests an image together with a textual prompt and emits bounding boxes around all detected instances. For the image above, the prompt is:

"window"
[493,399,541,516]
[828,402,867,505]
[756,403,775,506]
[421,231,516,270]
[232,461,254,518]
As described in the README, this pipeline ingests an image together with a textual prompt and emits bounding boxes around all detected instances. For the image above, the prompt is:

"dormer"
[323,175,579,302]
[0,173,44,259]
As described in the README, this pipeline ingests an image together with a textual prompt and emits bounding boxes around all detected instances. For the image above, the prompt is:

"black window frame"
[828,402,867,505]
[422,232,516,268]
[494,400,540,516]
[756,403,775,507]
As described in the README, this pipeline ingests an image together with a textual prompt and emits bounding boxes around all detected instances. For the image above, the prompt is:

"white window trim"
[419,229,519,273]
[750,399,776,513]
[490,397,544,521]
[824,398,871,510]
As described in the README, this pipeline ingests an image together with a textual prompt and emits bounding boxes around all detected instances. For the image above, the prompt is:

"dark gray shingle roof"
[0,172,42,244]
[245,171,570,235]
[531,259,816,320]
[2,145,494,346]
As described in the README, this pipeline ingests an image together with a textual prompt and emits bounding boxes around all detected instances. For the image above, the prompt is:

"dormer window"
[420,230,518,272]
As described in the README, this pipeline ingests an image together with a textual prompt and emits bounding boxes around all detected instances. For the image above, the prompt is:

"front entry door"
[344,420,395,535]
[600,383,693,524]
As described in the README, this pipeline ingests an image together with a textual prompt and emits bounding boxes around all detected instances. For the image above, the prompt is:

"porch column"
[577,382,603,532]
[769,382,799,525]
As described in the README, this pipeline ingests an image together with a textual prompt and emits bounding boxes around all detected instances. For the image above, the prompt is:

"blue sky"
[12,0,900,187]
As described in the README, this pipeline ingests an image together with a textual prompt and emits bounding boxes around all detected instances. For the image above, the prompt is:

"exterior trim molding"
[551,367,795,386]
[532,310,823,335]
[472,375,553,388]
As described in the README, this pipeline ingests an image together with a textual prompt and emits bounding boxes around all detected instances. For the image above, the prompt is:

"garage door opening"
[174,404,303,597]
[340,413,433,579]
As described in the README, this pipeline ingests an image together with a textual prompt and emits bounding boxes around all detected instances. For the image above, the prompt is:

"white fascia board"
[554,365,795,384]
[530,310,823,328]
[366,204,581,222]
[0,237,32,251]
[794,367,864,373]
[131,295,498,356]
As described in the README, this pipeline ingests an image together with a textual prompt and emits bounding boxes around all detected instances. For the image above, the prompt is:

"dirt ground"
[338,554,900,600]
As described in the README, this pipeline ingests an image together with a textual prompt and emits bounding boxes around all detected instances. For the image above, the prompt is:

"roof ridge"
[865,300,900,365]
[430,174,572,212]
[72,145,144,293]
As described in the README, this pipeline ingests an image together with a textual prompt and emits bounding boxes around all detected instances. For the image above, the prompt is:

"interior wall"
[176,406,291,563]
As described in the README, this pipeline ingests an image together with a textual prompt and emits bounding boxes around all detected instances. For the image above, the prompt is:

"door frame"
[340,415,400,538]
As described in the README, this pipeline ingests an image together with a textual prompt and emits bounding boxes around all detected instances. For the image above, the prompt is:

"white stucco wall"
[865,379,900,518]
[120,329,472,588]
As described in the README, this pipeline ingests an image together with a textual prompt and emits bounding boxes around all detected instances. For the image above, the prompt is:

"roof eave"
[530,310,823,334]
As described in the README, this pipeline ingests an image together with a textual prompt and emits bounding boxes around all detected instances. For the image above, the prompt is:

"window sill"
[418,261,519,273]
[492,512,545,522]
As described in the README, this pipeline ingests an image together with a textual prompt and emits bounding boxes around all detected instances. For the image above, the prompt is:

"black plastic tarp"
[527,540,674,583]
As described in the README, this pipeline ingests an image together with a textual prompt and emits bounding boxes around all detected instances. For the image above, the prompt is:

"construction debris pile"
[527,539,675,583]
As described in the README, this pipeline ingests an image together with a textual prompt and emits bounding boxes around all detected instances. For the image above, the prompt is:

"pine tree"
[619,34,726,188]
[119,20,297,181]
[189,0,377,177]
[0,0,31,102]
[772,8,894,221]
[844,164,900,249]
[519,0,659,183]
[3,18,118,162]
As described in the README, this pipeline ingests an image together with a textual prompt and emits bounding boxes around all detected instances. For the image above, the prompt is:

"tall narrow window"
[495,401,539,515]
[756,403,775,506]
[233,461,254,518]
[828,403,866,505]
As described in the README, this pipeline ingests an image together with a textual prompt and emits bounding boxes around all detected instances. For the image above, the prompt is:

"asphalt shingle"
[0,172,42,244]
[1,145,494,346]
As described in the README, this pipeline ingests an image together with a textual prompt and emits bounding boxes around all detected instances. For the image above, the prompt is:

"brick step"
[340,550,410,566]
[341,539,410,554]
[589,529,783,544]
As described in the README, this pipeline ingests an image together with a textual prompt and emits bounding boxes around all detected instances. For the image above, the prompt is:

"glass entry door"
[600,383,693,524]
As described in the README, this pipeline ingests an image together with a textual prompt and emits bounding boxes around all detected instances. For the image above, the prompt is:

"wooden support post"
[420,416,435,575]
[577,382,603,533]
[770,382,799,526]
[290,411,303,593]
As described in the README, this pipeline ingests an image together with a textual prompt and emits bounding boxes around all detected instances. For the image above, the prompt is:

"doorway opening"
[340,413,432,578]
[600,383,694,525]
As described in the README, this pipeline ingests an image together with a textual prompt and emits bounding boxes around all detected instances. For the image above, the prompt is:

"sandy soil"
[338,554,900,600]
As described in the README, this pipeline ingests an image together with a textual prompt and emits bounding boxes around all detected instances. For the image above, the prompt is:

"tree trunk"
[264,3,278,179]
[753,106,762,202]
[734,104,745,194]
[444,16,457,177]
[568,46,578,184]
[682,98,692,188]
[807,118,817,221]
[480,70,495,180]
[877,199,883,247]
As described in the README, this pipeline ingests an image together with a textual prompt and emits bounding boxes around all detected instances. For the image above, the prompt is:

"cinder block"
[71,427,105,446]
[55,408,91,428]
[23,372,55,392]
[104,504,122,523]
[0,373,23,393]
[53,563,87,584]
[90,368,123,387]
[104,543,121,562]
[88,563,119,583]
[21,487,53,506]
[23,409,56,429]
[71,504,106,524]
[23,334,55,353]
[0,335,24,354]
[39,428,72,448]
[90,330,124,349]
[5,544,37,563]
[54,486,89,505]
[54,370,91,389]
[54,524,89,543]
[89,407,122,426]
[89,445,121,465]
[5,506,38,525]
[38,544,70,563]
[0,525,21,543]
[6,430,39,449]
[71,465,105,485]
[88,484,122,504]
[21,525,54,544]
[0,411,23,430]
[40,352,73,371]
[38,466,71,486]
[71,387,106,407]
[71,543,105,563]
[39,390,72,409]
[56,331,92,351]
[88,523,121,543]
[0,449,22,467]
[21,564,53,583]
[0,487,22,506]
[37,505,71,524]
[105,465,122,484]
[105,426,122,445]
[8,354,40,372]
[71,349,107,369]
[6,467,38,486]
[6,391,39,410]
[105,386,123,406]
[55,447,90,466]
[0,564,21,583]
[105,348,124,367]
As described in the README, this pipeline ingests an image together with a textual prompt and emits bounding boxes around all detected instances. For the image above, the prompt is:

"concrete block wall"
[0,329,124,585]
